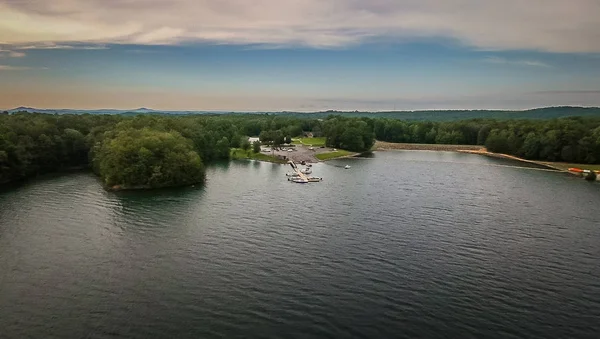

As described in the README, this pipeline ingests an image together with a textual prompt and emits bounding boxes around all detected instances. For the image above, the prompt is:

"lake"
[1,151,599,338]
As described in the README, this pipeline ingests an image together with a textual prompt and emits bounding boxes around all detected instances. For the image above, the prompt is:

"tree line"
[0,113,328,188]
[2,112,600,188]
[371,117,600,163]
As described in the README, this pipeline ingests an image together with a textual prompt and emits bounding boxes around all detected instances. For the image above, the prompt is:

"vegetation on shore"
[372,117,600,164]
[323,117,375,152]
[230,148,287,164]
[0,113,357,187]
[293,137,326,147]
[3,111,600,188]
[94,128,205,189]
[316,150,354,161]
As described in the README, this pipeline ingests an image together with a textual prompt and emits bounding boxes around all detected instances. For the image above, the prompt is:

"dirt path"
[374,141,483,152]
[456,149,566,172]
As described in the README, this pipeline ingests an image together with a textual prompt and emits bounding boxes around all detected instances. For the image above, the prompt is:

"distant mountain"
[129,107,156,113]
[11,106,36,111]
[279,106,600,121]
[6,106,600,121]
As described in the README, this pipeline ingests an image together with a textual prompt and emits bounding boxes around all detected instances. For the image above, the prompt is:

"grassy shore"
[230,149,287,164]
[293,137,326,147]
[315,150,354,160]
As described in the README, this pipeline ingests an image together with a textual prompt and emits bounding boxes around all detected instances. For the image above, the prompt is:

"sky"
[1,0,600,111]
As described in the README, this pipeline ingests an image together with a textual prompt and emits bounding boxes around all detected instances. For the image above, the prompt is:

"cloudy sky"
[1,0,599,111]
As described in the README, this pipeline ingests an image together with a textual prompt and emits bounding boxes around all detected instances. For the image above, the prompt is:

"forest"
[371,117,600,163]
[1,112,600,188]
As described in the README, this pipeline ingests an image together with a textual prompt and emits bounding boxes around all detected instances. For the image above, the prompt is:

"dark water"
[1,151,599,339]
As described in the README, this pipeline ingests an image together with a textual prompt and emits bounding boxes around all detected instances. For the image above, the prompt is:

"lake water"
[1,151,599,338]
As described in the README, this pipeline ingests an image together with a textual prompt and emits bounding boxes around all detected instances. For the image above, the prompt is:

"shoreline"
[374,141,483,152]
[108,180,205,192]
[455,149,566,172]
[373,141,599,174]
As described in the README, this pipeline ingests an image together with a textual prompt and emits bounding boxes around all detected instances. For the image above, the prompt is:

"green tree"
[252,140,261,153]
[273,131,284,147]
[485,130,510,153]
[95,128,204,188]
[477,126,491,145]
[521,132,541,159]
[241,138,251,151]
[259,130,272,143]
[62,128,87,165]
[215,137,230,159]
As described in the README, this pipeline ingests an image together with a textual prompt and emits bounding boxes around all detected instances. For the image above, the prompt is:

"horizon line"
[4,105,598,114]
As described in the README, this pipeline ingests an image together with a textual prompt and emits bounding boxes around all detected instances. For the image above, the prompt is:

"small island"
[94,128,206,190]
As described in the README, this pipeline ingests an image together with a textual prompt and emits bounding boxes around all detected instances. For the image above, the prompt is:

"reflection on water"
[1,151,599,339]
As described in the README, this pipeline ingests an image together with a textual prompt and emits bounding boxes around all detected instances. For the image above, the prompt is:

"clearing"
[316,150,354,161]
[293,137,327,147]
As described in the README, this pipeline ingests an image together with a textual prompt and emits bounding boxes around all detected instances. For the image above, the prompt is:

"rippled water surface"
[1,151,600,338]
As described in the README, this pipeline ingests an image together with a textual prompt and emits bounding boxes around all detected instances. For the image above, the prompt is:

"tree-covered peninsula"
[93,128,205,189]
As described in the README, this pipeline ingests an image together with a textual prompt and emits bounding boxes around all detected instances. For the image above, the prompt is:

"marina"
[286,160,324,183]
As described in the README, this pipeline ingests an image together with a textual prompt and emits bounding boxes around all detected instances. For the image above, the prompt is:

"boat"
[289,175,322,182]
[287,160,320,183]
[344,165,351,169]
[568,168,583,173]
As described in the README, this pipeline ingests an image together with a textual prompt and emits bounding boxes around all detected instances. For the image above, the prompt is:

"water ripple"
[1,154,600,339]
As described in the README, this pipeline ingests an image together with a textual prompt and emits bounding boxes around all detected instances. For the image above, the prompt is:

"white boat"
[301,168,312,174]
[291,178,308,183]
[344,165,351,169]
[288,174,322,182]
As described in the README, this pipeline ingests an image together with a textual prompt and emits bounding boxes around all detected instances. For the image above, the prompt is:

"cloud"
[0,65,33,71]
[532,90,600,95]
[125,49,163,54]
[8,51,26,57]
[0,49,26,58]
[14,43,108,50]
[0,0,599,52]
[483,56,552,68]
